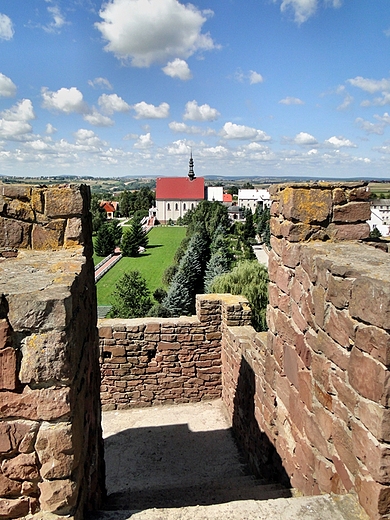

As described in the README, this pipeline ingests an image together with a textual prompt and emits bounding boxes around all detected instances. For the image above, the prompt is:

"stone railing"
[99,294,251,409]
[0,185,104,519]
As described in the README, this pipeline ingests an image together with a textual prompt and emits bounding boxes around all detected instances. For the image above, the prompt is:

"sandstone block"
[350,276,390,330]
[38,479,77,514]
[280,187,332,224]
[31,220,66,250]
[0,473,21,497]
[64,217,83,247]
[1,453,39,481]
[355,324,390,366]
[0,347,17,390]
[0,387,70,421]
[332,201,371,223]
[355,474,390,517]
[2,185,31,200]
[326,222,370,240]
[0,319,11,349]
[281,221,314,242]
[158,341,181,351]
[0,420,39,454]
[326,275,352,309]
[357,399,390,442]
[332,188,347,205]
[5,199,35,222]
[36,423,75,480]
[45,186,85,218]
[20,331,71,384]
[349,186,371,201]
[0,497,29,518]
[0,217,31,248]
[323,306,356,348]
[30,188,45,213]
[348,347,390,406]
[332,418,359,476]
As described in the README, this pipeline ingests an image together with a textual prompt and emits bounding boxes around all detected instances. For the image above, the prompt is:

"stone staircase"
[89,400,368,520]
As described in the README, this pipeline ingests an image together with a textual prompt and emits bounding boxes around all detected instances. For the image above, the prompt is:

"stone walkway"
[90,400,369,520]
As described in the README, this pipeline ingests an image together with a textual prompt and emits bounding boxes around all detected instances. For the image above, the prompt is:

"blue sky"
[1,0,390,179]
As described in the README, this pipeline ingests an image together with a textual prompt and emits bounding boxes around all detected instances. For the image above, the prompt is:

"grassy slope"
[96,226,186,305]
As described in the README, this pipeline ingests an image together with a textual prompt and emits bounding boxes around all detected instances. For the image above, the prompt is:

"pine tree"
[94,223,116,257]
[121,218,148,256]
[109,271,153,318]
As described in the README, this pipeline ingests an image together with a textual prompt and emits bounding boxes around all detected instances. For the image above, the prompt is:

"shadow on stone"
[232,356,291,488]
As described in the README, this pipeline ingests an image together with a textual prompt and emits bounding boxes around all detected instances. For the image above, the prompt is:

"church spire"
[188,149,195,181]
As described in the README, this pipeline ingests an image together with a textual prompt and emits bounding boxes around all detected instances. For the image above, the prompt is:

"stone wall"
[0,185,104,519]
[222,182,390,520]
[99,294,251,409]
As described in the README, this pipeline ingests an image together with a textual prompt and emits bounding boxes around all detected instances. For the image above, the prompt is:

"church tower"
[188,150,195,181]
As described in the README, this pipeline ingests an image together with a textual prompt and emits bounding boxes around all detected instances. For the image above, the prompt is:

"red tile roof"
[223,193,233,202]
[156,177,205,200]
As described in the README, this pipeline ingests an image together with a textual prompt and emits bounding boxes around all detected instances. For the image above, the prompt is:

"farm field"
[96,226,186,305]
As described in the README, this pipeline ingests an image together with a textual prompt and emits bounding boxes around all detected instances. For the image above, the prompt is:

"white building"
[206,186,224,202]
[238,189,271,213]
[367,199,390,236]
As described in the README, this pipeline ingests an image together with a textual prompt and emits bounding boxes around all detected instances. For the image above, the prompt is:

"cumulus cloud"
[183,100,220,121]
[74,128,108,149]
[162,59,192,80]
[133,101,170,119]
[355,117,385,135]
[347,76,390,94]
[167,139,192,155]
[134,132,153,148]
[169,121,216,135]
[337,93,353,110]
[41,86,88,114]
[96,0,217,67]
[293,131,318,145]
[88,77,113,90]
[221,122,271,141]
[83,108,114,127]
[0,13,14,40]
[0,120,33,140]
[1,99,35,121]
[44,3,68,33]
[46,123,57,134]
[275,0,342,25]
[0,73,16,97]
[325,136,356,148]
[279,96,304,105]
[249,71,263,84]
[98,93,130,114]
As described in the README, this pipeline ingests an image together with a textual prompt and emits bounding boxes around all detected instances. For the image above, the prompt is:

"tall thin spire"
[188,149,195,181]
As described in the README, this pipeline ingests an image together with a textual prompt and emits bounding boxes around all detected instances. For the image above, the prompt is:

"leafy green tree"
[91,193,106,233]
[109,271,153,318]
[162,264,178,286]
[210,260,269,331]
[121,218,148,257]
[153,287,167,303]
[227,186,238,196]
[242,182,254,189]
[370,227,382,238]
[94,223,116,257]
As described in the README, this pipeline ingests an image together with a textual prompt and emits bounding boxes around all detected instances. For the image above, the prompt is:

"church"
[155,153,205,224]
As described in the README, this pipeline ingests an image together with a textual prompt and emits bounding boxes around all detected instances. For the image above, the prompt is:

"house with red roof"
[155,153,205,223]
[100,201,119,219]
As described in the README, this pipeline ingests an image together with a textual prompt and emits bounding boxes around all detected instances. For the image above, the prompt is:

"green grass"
[96,226,186,305]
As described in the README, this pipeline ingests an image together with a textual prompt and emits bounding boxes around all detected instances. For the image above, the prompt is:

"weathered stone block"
[332,201,371,223]
[0,497,29,518]
[350,276,390,331]
[323,306,356,348]
[355,475,390,517]
[36,423,75,480]
[31,219,66,250]
[0,217,31,248]
[38,479,77,514]
[45,186,85,218]
[64,217,83,247]
[0,387,70,421]
[280,187,332,224]
[348,347,390,406]
[1,453,39,481]
[0,347,17,390]
[326,222,370,240]
[0,473,21,497]
[355,324,390,366]
[326,275,352,309]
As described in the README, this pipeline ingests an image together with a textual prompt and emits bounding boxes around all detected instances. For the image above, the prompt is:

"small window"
[191,203,194,210]
[175,203,179,211]
[167,203,170,210]
[183,203,186,210]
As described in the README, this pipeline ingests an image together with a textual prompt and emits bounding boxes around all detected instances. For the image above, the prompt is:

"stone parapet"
[98,294,251,409]
[0,185,104,519]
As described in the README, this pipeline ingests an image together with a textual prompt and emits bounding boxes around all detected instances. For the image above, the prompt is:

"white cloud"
[98,93,130,114]
[221,122,271,141]
[167,139,191,155]
[83,108,114,127]
[96,0,217,67]
[133,101,170,119]
[169,121,216,135]
[0,73,16,97]
[355,117,385,135]
[275,0,342,24]
[44,3,68,33]
[325,136,356,148]
[134,132,153,148]
[375,112,390,125]
[41,86,88,114]
[0,120,32,140]
[293,131,318,145]
[162,59,192,80]
[361,92,390,107]
[0,13,14,40]
[337,93,353,110]
[347,76,390,94]
[249,71,263,85]
[88,77,113,90]
[74,128,108,149]
[1,99,35,121]
[46,123,57,134]
[279,96,304,105]
[183,100,220,121]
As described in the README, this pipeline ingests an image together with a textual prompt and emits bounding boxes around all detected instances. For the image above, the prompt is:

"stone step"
[90,493,368,520]
[101,476,291,511]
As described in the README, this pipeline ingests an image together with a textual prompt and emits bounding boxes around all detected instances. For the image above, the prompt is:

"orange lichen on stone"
[280,187,332,224]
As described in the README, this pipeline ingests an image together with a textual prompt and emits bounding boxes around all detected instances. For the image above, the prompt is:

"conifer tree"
[94,223,116,257]
[121,218,148,256]
[109,270,153,318]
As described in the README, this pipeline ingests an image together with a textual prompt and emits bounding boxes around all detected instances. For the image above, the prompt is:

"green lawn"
[96,226,186,305]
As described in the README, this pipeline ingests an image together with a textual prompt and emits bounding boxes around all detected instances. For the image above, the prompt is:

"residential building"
[100,201,119,219]
[368,198,390,236]
[238,189,271,213]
